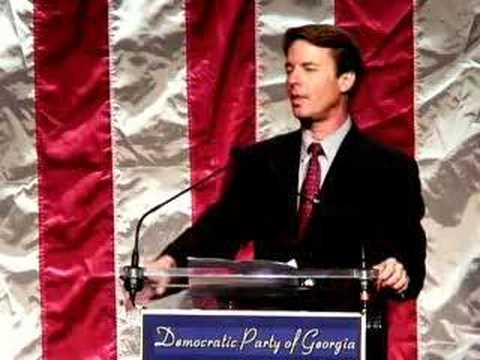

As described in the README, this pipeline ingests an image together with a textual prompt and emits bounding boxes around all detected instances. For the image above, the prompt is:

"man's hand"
[146,254,177,297]
[123,255,177,310]
[373,257,409,295]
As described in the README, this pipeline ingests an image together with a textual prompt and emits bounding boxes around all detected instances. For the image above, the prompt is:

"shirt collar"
[301,117,352,161]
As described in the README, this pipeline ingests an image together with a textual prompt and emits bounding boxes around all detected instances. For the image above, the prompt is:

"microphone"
[122,165,228,304]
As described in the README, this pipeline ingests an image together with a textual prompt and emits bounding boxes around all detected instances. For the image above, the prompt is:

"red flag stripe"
[335,1,417,359]
[185,0,257,221]
[34,1,116,358]
[336,0,415,156]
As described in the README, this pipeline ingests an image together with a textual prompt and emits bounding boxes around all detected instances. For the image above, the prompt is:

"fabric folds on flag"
[0,0,479,359]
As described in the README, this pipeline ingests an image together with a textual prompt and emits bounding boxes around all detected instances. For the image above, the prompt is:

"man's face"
[285,39,350,123]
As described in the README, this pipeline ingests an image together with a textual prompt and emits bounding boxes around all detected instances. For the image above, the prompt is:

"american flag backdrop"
[0,0,479,359]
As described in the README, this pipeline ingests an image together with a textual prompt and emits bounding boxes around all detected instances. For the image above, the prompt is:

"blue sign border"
[142,309,365,359]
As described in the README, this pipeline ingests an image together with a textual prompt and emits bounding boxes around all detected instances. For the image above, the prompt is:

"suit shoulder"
[357,131,415,166]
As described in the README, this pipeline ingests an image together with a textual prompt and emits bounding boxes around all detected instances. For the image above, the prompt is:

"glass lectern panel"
[137,258,384,360]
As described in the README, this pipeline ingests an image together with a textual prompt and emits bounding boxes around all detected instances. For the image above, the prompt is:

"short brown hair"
[283,24,364,78]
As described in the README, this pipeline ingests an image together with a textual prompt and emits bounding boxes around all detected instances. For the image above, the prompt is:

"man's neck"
[302,117,351,153]
[298,95,350,140]
[304,107,349,141]
[309,118,347,140]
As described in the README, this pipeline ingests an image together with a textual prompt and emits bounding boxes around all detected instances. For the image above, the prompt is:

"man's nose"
[287,68,301,87]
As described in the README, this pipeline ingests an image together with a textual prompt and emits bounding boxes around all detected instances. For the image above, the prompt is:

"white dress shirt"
[298,117,352,197]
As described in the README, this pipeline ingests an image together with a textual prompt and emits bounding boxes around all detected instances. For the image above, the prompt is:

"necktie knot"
[308,142,323,157]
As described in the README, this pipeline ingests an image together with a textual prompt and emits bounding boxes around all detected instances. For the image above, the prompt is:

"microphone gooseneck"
[123,165,228,304]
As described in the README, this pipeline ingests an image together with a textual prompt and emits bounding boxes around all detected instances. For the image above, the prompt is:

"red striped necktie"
[298,142,323,240]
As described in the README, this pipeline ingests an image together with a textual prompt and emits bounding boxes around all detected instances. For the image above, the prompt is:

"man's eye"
[305,67,317,72]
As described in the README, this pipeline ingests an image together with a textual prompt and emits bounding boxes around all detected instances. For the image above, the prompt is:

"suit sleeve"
[396,158,427,298]
[161,148,256,267]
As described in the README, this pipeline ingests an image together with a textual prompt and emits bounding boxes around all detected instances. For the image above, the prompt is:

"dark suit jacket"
[164,125,426,298]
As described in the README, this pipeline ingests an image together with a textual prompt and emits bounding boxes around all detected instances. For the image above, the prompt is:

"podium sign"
[142,309,365,359]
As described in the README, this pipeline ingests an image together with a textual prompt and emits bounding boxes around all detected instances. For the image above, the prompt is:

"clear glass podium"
[139,258,387,359]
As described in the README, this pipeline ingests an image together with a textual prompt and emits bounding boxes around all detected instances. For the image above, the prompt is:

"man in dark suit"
[149,24,426,300]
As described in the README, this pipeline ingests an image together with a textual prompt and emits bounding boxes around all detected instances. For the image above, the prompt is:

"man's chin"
[296,116,315,128]
[294,112,329,126]
[292,108,309,120]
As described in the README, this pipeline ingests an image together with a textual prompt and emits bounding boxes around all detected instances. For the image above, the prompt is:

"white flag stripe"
[0,0,39,359]
[257,0,335,141]
[109,0,190,357]
[0,1,478,359]
[416,1,480,358]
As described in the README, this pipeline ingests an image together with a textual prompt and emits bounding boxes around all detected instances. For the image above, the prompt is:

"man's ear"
[338,71,356,93]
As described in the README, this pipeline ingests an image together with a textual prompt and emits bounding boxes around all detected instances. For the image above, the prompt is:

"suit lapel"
[317,124,364,203]
[267,130,302,229]
[264,126,366,245]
